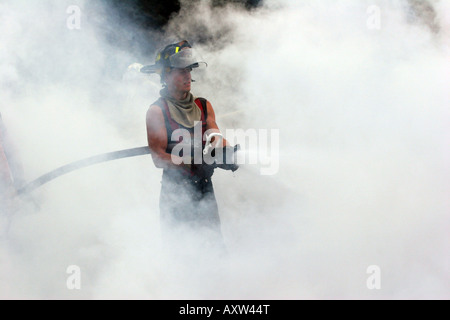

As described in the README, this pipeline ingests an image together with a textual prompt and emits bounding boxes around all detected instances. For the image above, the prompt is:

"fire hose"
[17,133,238,195]
[17,146,150,195]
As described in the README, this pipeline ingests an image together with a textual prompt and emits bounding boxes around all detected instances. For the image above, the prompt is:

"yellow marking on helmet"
[156,53,161,61]
[175,47,180,54]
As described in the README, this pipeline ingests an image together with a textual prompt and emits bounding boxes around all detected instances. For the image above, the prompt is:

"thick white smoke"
[1,0,449,299]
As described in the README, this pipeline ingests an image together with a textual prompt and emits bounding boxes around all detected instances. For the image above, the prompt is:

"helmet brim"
[140,64,159,74]
[140,62,207,74]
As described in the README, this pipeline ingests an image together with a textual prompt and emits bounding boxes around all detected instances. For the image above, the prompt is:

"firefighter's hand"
[214,145,240,172]
[192,163,215,180]
[185,156,216,181]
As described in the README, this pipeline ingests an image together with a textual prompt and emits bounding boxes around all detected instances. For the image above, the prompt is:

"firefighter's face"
[165,67,192,93]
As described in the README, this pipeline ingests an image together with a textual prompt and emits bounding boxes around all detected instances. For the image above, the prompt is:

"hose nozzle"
[203,133,223,155]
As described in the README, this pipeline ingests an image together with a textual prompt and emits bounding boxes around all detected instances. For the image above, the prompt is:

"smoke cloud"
[0,0,449,299]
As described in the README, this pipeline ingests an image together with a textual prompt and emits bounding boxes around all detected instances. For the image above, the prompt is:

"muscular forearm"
[150,149,187,170]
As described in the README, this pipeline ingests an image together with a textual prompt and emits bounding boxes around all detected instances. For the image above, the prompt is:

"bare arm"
[205,100,240,172]
[205,100,230,147]
[146,105,184,169]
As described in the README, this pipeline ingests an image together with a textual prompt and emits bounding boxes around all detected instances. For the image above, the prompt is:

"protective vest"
[154,97,208,156]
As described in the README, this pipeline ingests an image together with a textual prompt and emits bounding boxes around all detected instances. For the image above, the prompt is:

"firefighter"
[143,40,239,254]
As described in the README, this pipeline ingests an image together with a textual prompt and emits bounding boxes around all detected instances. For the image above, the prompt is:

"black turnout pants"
[159,169,226,255]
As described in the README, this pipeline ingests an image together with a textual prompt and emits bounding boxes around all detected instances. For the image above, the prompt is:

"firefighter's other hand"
[215,145,240,172]
[191,163,215,182]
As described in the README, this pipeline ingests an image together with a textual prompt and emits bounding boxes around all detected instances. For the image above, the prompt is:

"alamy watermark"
[366,265,381,290]
[367,5,381,30]
[66,265,81,290]
[170,123,280,176]
[66,5,81,30]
